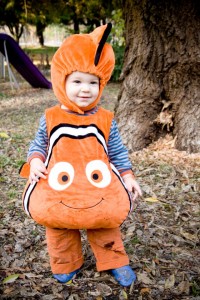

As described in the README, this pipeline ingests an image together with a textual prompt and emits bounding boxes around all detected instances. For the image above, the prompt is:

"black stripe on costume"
[94,23,112,66]
[46,132,108,169]
[49,123,106,141]
[45,124,108,169]
[111,168,132,212]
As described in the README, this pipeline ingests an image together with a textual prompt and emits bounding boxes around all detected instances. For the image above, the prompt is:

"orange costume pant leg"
[46,227,129,274]
[87,228,129,271]
[46,227,84,274]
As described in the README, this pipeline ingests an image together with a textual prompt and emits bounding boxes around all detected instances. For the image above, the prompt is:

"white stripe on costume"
[23,181,37,217]
[45,125,108,167]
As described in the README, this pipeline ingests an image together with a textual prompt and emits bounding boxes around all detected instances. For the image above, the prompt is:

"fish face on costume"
[21,126,132,229]
[48,159,112,209]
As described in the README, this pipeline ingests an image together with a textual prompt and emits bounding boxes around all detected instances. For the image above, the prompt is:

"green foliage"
[28,0,64,45]
[0,0,27,41]
[109,9,125,82]
[60,0,118,33]
[0,155,11,168]
[111,9,125,46]
[0,0,64,43]
[0,0,124,47]
[131,236,140,244]
[0,93,8,99]
[191,280,200,296]
[111,44,125,82]
[7,190,17,200]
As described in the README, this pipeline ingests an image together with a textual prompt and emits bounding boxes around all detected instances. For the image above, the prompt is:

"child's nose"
[81,83,90,92]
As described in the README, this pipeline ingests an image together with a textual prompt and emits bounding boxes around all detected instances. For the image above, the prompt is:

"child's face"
[65,71,100,108]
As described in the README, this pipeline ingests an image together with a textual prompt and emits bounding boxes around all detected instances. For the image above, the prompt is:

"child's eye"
[90,81,98,85]
[73,80,81,84]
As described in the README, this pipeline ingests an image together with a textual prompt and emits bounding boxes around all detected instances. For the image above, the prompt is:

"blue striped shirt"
[28,107,132,175]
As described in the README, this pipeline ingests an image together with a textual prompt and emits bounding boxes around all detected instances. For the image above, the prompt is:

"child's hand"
[29,158,48,184]
[122,174,142,201]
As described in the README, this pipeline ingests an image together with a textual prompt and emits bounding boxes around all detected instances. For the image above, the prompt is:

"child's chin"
[78,103,90,108]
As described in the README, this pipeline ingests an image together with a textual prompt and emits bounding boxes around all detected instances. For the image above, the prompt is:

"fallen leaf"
[66,279,72,285]
[3,287,15,294]
[144,197,160,203]
[3,274,20,284]
[88,290,100,297]
[176,281,190,294]
[68,294,80,300]
[119,290,128,299]
[140,287,151,295]
[24,273,43,278]
[137,272,153,284]
[96,283,112,296]
[180,228,198,242]
[0,132,9,139]
[165,274,175,289]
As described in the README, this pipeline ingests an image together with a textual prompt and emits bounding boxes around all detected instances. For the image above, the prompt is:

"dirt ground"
[0,78,200,300]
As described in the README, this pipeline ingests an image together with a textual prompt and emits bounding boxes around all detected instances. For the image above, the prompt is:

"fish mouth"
[60,198,104,209]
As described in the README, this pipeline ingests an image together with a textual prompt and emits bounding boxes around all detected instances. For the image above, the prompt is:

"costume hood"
[51,23,115,114]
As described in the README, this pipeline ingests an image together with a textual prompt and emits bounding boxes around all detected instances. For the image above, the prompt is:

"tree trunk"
[36,21,46,46]
[116,0,200,153]
[73,14,80,34]
[8,24,24,43]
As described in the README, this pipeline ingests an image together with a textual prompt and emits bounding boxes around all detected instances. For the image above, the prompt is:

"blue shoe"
[53,269,80,283]
[110,265,136,287]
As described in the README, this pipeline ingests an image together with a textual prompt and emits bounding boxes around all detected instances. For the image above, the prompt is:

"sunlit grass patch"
[0,155,12,168]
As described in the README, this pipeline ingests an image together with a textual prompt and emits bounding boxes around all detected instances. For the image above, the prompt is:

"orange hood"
[51,23,115,114]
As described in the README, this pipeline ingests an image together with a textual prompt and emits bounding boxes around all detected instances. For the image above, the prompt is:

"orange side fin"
[19,162,30,179]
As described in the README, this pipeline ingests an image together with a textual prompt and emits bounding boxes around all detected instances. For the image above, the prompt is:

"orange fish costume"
[20,24,133,274]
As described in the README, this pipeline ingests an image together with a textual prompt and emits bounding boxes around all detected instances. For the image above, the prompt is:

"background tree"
[59,0,84,33]
[29,0,64,46]
[115,0,200,153]
[0,0,64,45]
[0,0,120,44]
[110,8,125,82]
[60,0,116,33]
[0,0,27,42]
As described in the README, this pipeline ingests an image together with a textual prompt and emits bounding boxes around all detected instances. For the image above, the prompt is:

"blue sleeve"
[27,115,48,161]
[107,119,132,174]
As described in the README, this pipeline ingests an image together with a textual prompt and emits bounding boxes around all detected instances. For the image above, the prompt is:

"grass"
[0,155,11,168]
[7,190,17,199]
[0,92,8,98]
[23,46,58,56]
[22,46,58,64]
[191,280,200,296]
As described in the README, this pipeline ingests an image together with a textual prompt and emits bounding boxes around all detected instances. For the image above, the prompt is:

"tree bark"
[8,24,24,43]
[73,19,80,34]
[116,0,200,153]
[36,21,46,46]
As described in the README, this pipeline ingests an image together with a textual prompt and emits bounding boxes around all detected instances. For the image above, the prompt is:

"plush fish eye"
[48,162,74,191]
[85,160,111,188]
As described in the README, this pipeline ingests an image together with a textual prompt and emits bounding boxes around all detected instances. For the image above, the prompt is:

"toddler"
[20,23,142,287]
